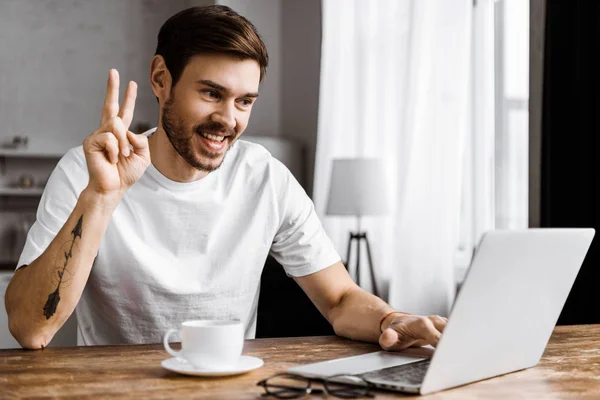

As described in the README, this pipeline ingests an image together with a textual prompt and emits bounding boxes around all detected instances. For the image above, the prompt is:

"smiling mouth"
[199,131,227,142]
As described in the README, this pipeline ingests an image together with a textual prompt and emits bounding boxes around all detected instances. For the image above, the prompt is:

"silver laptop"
[288,229,595,395]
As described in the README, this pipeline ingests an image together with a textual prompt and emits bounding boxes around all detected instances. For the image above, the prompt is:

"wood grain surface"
[1,325,600,399]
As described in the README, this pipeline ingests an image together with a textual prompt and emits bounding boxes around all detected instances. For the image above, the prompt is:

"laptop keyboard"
[360,359,431,386]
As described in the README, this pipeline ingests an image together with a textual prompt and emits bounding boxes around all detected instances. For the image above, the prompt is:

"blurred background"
[1,0,597,349]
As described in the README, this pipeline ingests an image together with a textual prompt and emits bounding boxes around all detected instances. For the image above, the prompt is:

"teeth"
[201,132,225,142]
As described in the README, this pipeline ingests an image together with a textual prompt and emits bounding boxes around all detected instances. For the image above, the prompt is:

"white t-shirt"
[17,129,340,345]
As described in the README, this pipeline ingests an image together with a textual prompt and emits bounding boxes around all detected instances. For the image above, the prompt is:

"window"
[456,0,529,280]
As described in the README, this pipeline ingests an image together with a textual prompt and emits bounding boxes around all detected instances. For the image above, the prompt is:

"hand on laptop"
[379,313,447,351]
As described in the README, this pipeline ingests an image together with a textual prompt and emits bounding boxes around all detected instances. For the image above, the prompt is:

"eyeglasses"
[257,372,375,399]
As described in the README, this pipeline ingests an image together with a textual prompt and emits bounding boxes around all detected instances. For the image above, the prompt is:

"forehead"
[179,53,261,94]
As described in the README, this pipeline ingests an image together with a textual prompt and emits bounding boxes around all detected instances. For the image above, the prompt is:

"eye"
[201,90,221,100]
[238,98,254,107]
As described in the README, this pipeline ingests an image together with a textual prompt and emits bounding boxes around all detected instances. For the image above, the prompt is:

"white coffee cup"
[163,319,244,370]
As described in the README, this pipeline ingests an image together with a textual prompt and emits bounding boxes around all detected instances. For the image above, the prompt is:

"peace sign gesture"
[83,69,151,199]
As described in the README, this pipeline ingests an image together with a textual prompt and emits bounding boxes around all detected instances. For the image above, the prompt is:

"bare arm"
[294,261,447,350]
[5,70,150,349]
[5,190,119,349]
[294,261,393,342]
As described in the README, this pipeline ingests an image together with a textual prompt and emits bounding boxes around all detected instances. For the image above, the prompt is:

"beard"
[161,95,235,173]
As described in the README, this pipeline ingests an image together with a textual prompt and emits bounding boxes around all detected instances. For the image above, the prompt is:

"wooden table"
[1,325,600,399]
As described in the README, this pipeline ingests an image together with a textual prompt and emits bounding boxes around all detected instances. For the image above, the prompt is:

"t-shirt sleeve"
[16,147,89,270]
[269,158,341,277]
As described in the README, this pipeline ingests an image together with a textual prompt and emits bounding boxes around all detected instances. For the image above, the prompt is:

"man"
[5,5,446,350]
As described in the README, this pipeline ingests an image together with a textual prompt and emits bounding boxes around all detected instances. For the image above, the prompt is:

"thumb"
[379,327,401,350]
[127,130,149,153]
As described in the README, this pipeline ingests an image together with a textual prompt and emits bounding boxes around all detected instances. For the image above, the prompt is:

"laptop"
[288,229,595,395]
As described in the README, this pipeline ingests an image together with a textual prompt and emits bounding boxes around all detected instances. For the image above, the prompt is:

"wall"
[0,0,211,152]
[281,0,322,196]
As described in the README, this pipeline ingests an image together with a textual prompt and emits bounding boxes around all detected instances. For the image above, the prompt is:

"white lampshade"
[326,158,389,216]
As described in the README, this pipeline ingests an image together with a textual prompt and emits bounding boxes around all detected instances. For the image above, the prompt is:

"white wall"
[0,0,209,153]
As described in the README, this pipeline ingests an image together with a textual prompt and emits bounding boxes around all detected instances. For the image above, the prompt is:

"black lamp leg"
[363,233,379,298]
[345,232,353,271]
[356,234,362,287]
[346,232,379,298]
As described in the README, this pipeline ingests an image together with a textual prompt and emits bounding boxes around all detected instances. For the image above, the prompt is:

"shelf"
[0,187,44,196]
[0,262,16,272]
[0,148,64,158]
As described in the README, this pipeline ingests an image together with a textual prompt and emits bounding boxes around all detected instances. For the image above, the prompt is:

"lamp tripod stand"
[345,217,379,297]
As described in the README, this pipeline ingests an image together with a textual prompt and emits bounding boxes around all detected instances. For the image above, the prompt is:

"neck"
[148,126,209,182]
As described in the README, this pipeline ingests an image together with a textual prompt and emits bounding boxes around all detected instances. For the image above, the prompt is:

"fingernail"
[123,147,130,157]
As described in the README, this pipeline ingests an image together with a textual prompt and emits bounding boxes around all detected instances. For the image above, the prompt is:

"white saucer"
[161,355,264,377]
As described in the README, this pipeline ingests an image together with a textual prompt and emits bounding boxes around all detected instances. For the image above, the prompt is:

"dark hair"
[155,5,268,87]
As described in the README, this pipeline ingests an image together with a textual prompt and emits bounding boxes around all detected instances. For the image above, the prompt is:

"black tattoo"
[43,215,83,319]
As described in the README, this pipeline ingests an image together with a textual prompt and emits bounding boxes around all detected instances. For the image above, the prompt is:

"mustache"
[194,122,235,137]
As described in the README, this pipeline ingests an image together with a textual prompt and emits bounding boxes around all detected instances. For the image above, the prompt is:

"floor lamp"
[326,158,389,298]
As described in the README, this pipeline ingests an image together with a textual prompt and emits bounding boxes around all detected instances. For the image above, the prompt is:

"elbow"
[332,321,345,338]
[20,339,48,351]
[5,266,51,350]
[332,316,356,340]
[11,328,50,350]
[8,314,50,350]
[329,288,353,338]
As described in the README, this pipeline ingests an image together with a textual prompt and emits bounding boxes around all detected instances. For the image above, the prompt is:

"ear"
[150,55,172,104]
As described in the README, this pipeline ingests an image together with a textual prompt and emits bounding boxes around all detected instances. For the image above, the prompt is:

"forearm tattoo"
[43,215,83,319]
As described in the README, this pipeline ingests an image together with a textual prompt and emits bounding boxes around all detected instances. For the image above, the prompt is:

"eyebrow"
[196,79,259,98]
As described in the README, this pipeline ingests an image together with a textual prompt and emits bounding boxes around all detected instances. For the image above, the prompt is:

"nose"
[210,101,236,132]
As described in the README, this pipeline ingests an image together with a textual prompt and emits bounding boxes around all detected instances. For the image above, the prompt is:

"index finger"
[416,318,442,347]
[101,69,120,124]
[383,317,442,350]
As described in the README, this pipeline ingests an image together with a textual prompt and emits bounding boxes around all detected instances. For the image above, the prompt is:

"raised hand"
[379,314,448,351]
[83,69,151,198]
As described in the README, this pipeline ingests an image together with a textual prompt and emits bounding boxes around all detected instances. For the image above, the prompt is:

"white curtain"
[314,0,473,316]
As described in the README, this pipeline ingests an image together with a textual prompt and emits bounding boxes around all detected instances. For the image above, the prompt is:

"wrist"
[379,310,411,333]
[80,186,123,213]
